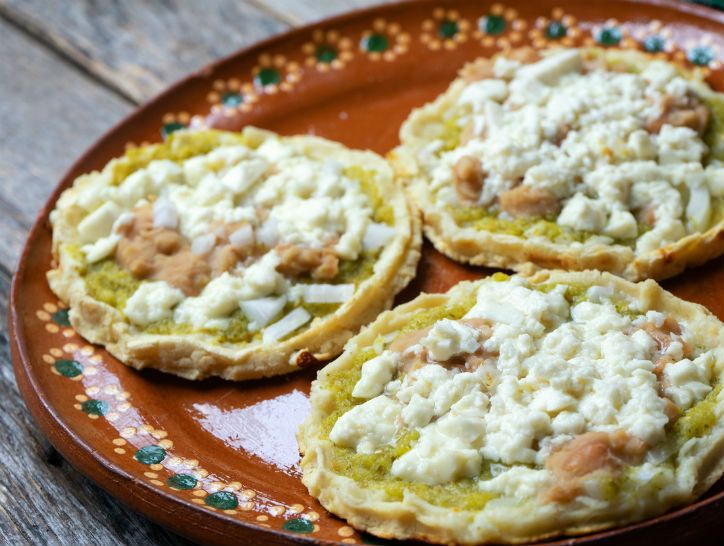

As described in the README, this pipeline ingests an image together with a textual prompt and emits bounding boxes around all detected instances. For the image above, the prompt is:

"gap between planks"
[0,5,138,105]
[246,0,306,27]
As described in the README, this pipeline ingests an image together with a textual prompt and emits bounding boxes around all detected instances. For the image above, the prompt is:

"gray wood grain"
[0,17,131,259]
[251,0,389,25]
[0,0,288,104]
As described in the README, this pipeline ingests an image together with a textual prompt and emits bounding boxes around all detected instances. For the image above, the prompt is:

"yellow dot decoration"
[420,8,471,51]
[338,526,355,537]
[302,28,354,71]
[268,506,285,517]
[304,511,320,522]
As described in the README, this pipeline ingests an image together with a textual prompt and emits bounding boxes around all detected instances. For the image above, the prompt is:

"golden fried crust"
[47,128,422,380]
[298,270,724,544]
[389,48,724,282]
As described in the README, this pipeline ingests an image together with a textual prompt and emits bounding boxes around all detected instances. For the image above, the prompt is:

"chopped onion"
[191,233,216,255]
[240,296,287,331]
[362,222,395,251]
[83,234,120,263]
[322,159,343,176]
[302,283,355,304]
[229,224,255,249]
[257,218,279,247]
[112,211,135,232]
[152,195,178,229]
[687,184,711,232]
[263,307,311,343]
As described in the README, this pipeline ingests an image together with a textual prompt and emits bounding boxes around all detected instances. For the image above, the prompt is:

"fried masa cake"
[299,271,724,544]
[48,127,420,380]
[391,47,724,281]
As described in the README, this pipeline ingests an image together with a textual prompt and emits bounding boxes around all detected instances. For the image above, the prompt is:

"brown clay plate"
[11,1,724,544]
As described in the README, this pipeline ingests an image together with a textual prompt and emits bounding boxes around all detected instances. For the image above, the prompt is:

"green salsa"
[344,166,394,225]
[211,310,256,344]
[535,282,639,317]
[674,384,723,444]
[440,116,463,151]
[82,255,360,343]
[109,130,251,186]
[335,252,377,285]
[449,206,647,247]
[85,259,141,310]
[704,95,724,161]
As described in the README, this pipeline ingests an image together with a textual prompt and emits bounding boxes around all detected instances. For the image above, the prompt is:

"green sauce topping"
[534,282,639,318]
[85,260,141,310]
[144,318,192,336]
[344,166,394,225]
[440,116,462,151]
[704,95,724,162]
[110,130,251,186]
[335,252,377,285]
[212,310,256,344]
[449,206,646,247]
[674,384,722,443]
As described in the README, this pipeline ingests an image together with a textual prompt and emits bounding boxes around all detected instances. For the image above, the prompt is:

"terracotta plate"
[11,1,724,544]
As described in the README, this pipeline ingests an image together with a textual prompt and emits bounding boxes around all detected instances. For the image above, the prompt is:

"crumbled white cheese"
[221,157,268,195]
[329,396,401,454]
[476,466,551,499]
[664,353,713,410]
[557,193,608,233]
[686,183,712,233]
[82,234,121,263]
[391,413,483,484]
[172,245,286,329]
[152,195,179,229]
[604,208,638,240]
[125,281,185,326]
[191,233,216,255]
[173,272,246,330]
[77,201,122,243]
[518,49,582,85]
[658,125,706,165]
[425,48,717,250]
[352,351,399,399]
[241,252,287,300]
[420,319,480,362]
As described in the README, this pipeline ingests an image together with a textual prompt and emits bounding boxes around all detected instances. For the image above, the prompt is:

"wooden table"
[0,2,382,544]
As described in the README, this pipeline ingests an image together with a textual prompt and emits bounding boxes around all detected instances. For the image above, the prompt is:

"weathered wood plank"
[0,200,32,273]
[0,0,289,103]
[0,16,131,246]
[250,0,388,25]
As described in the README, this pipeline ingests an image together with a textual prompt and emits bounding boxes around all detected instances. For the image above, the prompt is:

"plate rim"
[10,0,724,544]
